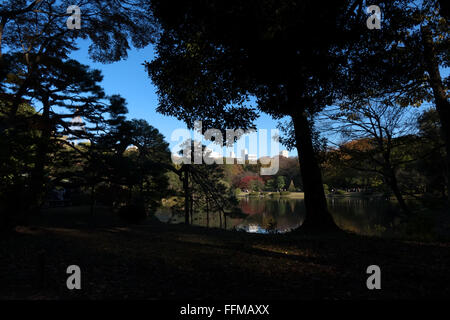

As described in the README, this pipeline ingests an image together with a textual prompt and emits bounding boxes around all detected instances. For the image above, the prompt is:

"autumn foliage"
[239,176,265,191]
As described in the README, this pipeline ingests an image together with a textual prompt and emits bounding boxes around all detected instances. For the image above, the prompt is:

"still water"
[156,197,405,235]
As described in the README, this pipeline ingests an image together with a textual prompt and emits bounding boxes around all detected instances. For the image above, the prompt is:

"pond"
[156,196,408,236]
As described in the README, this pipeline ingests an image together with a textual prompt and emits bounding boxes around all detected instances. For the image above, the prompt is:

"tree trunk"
[422,27,450,204]
[385,168,408,214]
[291,110,339,232]
[206,201,210,228]
[90,184,95,216]
[29,97,51,214]
[0,17,6,58]
[183,169,190,224]
[190,194,194,224]
[224,212,227,230]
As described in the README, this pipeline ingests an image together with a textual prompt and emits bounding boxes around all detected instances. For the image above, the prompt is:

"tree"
[421,21,449,202]
[0,0,165,228]
[47,100,173,220]
[344,0,449,203]
[0,100,37,230]
[27,57,110,213]
[276,176,286,191]
[415,108,447,199]
[95,118,172,219]
[239,175,264,191]
[173,141,238,225]
[288,180,296,192]
[264,179,275,192]
[1,0,157,120]
[146,0,370,231]
[0,54,116,222]
[325,97,418,213]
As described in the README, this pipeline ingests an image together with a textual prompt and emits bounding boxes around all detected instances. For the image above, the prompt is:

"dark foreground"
[1,206,449,299]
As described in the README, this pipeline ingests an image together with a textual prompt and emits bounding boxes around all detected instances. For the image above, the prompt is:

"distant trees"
[276,176,286,192]
[325,97,417,213]
[319,106,448,209]
[239,176,264,192]
[288,180,296,192]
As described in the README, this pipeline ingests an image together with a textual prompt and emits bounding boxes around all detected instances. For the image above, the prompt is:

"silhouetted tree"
[344,0,449,202]
[325,97,418,213]
[146,0,373,231]
[416,108,448,199]
[0,0,157,123]
[173,141,238,225]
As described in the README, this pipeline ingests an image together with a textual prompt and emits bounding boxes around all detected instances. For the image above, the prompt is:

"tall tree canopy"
[342,0,448,201]
[0,0,158,120]
[146,0,375,231]
[146,0,448,230]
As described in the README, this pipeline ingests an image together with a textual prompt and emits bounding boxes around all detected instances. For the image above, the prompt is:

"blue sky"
[69,40,295,157]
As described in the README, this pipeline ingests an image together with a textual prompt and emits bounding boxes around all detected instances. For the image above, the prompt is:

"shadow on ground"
[1,206,449,299]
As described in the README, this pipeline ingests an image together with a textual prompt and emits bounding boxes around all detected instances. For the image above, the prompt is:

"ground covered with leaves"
[1,206,449,299]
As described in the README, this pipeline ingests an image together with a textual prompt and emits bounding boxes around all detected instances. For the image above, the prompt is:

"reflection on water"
[236,198,304,233]
[156,197,406,235]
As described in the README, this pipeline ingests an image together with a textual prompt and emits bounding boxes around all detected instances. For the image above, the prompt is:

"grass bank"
[238,191,305,199]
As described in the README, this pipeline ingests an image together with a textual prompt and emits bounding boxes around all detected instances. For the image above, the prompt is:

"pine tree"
[288,180,296,192]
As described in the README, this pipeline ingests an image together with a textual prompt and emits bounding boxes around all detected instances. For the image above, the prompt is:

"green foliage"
[264,179,275,191]
[276,176,286,191]
[249,179,264,192]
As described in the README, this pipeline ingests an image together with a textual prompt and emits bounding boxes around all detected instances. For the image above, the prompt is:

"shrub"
[239,176,265,191]
[288,180,296,192]
[249,191,260,197]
